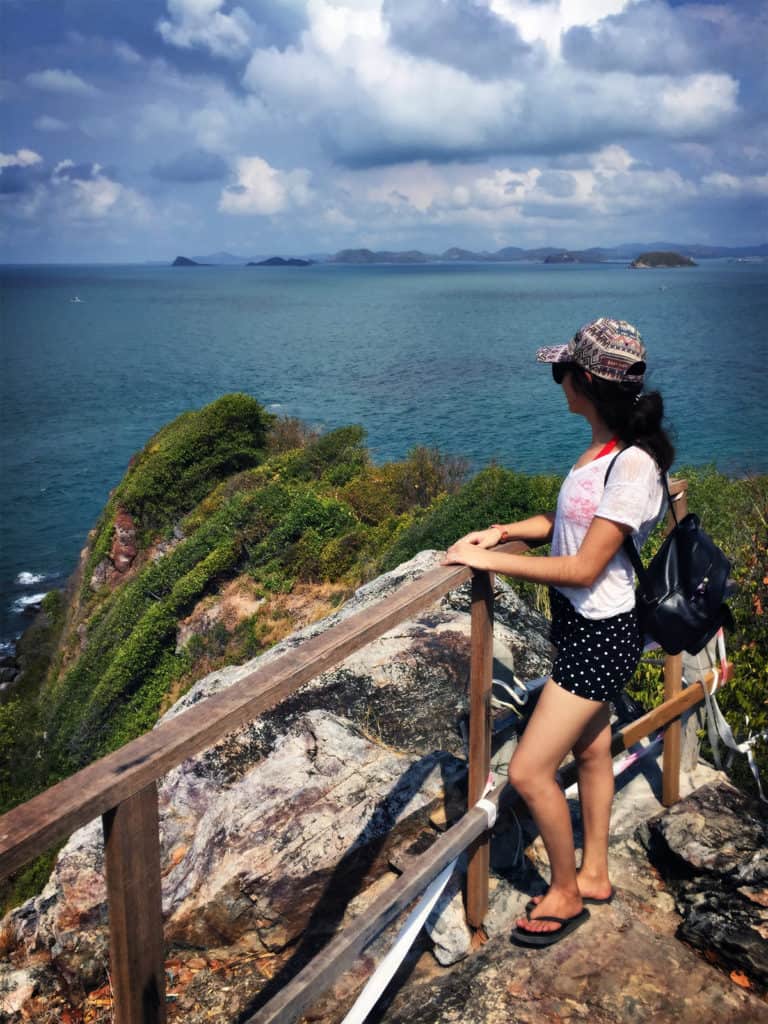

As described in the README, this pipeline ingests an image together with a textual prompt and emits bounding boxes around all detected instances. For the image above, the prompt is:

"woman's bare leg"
[508,680,608,935]
[573,706,615,900]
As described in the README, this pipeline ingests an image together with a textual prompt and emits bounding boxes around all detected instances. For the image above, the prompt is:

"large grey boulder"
[164,550,552,761]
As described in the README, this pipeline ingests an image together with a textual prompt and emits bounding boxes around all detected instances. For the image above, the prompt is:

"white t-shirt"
[551,446,665,619]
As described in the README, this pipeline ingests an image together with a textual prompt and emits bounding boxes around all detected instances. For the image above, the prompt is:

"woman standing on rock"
[443,318,674,947]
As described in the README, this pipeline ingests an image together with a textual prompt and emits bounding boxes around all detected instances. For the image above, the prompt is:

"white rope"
[475,798,497,829]
[339,857,457,1024]
[692,630,767,803]
[340,776,498,1024]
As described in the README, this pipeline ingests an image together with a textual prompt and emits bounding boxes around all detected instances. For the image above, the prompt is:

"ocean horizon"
[2,259,766,646]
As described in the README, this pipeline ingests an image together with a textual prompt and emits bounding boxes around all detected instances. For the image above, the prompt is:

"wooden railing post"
[465,569,494,931]
[102,784,167,1024]
[662,480,688,807]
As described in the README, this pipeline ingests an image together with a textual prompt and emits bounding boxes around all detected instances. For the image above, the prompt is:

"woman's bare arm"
[444,515,630,588]
[458,513,555,550]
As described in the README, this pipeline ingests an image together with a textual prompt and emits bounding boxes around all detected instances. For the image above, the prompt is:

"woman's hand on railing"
[442,538,495,569]
[456,527,503,549]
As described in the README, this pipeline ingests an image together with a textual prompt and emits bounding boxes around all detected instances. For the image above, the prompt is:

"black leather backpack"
[605,453,734,655]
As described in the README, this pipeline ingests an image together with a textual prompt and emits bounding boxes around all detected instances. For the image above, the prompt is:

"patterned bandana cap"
[536,318,647,383]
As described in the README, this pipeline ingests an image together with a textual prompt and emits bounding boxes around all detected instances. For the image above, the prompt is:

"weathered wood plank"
[661,653,683,805]
[102,784,166,1024]
[465,569,494,930]
[614,662,731,757]
[662,479,688,807]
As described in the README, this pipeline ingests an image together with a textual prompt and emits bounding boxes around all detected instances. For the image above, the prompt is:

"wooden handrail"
[0,544,530,879]
[248,792,500,1024]
[466,569,494,930]
[0,563,462,878]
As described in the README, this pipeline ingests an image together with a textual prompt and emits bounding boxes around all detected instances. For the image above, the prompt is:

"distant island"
[247,257,313,267]
[170,243,765,268]
[329,248,431,264]
[172,256,208,267]
[173,255,313,267]
[328,245,706,265]
[630,251,698,268]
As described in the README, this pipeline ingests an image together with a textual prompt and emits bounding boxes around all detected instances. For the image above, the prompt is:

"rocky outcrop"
[108,509,137,574]
[374,895,766,1024]
[0,652,21,691]
[640,780,768,988]
[89,507,138,589]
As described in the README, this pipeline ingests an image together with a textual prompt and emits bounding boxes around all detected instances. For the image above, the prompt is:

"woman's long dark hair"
[569,365,675,472]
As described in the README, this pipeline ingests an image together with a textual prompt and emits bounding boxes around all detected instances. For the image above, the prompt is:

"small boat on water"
[70,296,83,303]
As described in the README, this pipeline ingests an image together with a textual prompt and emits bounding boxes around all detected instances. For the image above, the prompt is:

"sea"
[1,259,766,648]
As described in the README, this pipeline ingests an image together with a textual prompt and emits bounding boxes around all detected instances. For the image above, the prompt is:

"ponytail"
[570,367,675,472]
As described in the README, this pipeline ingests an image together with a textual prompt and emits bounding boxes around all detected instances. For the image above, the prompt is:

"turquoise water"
[1,260,766,644]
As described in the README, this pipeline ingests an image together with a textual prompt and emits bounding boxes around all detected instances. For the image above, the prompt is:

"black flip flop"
[584,889,615,906]
[525,888,614,915]
[512,908,590,947]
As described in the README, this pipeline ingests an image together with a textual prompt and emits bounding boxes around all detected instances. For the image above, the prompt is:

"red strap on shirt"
[594,437,619,461]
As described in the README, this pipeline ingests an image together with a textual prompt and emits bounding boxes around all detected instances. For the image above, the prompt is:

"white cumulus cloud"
[702,172,768,197]
[490,0,634,59]
[657,74,739,135]
[25,68,99,96]
[219,156,313,215]
[158,0,256,59]
[0,149,43,169]
[240,0,740,168]
[49,161,149,221]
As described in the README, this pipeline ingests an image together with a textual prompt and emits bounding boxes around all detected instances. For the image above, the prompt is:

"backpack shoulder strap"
[603,446,670,589]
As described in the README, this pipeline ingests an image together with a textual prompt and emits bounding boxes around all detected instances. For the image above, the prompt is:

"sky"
[1,0,766,261]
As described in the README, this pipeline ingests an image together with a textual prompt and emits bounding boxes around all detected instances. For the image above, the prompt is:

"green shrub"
[246,490,357,570]
[380,465,561,570]
[266,415,320,455]
[341,447,469,525]
[280,425,368,485]
[116,393,273,537]
[394,445,470,508]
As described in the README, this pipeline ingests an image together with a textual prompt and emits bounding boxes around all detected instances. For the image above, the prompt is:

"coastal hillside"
[0,396,562,883]
[1,396,766,913]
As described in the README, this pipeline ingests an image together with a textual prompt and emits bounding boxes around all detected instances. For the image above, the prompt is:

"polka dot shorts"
[549,587,643,702]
